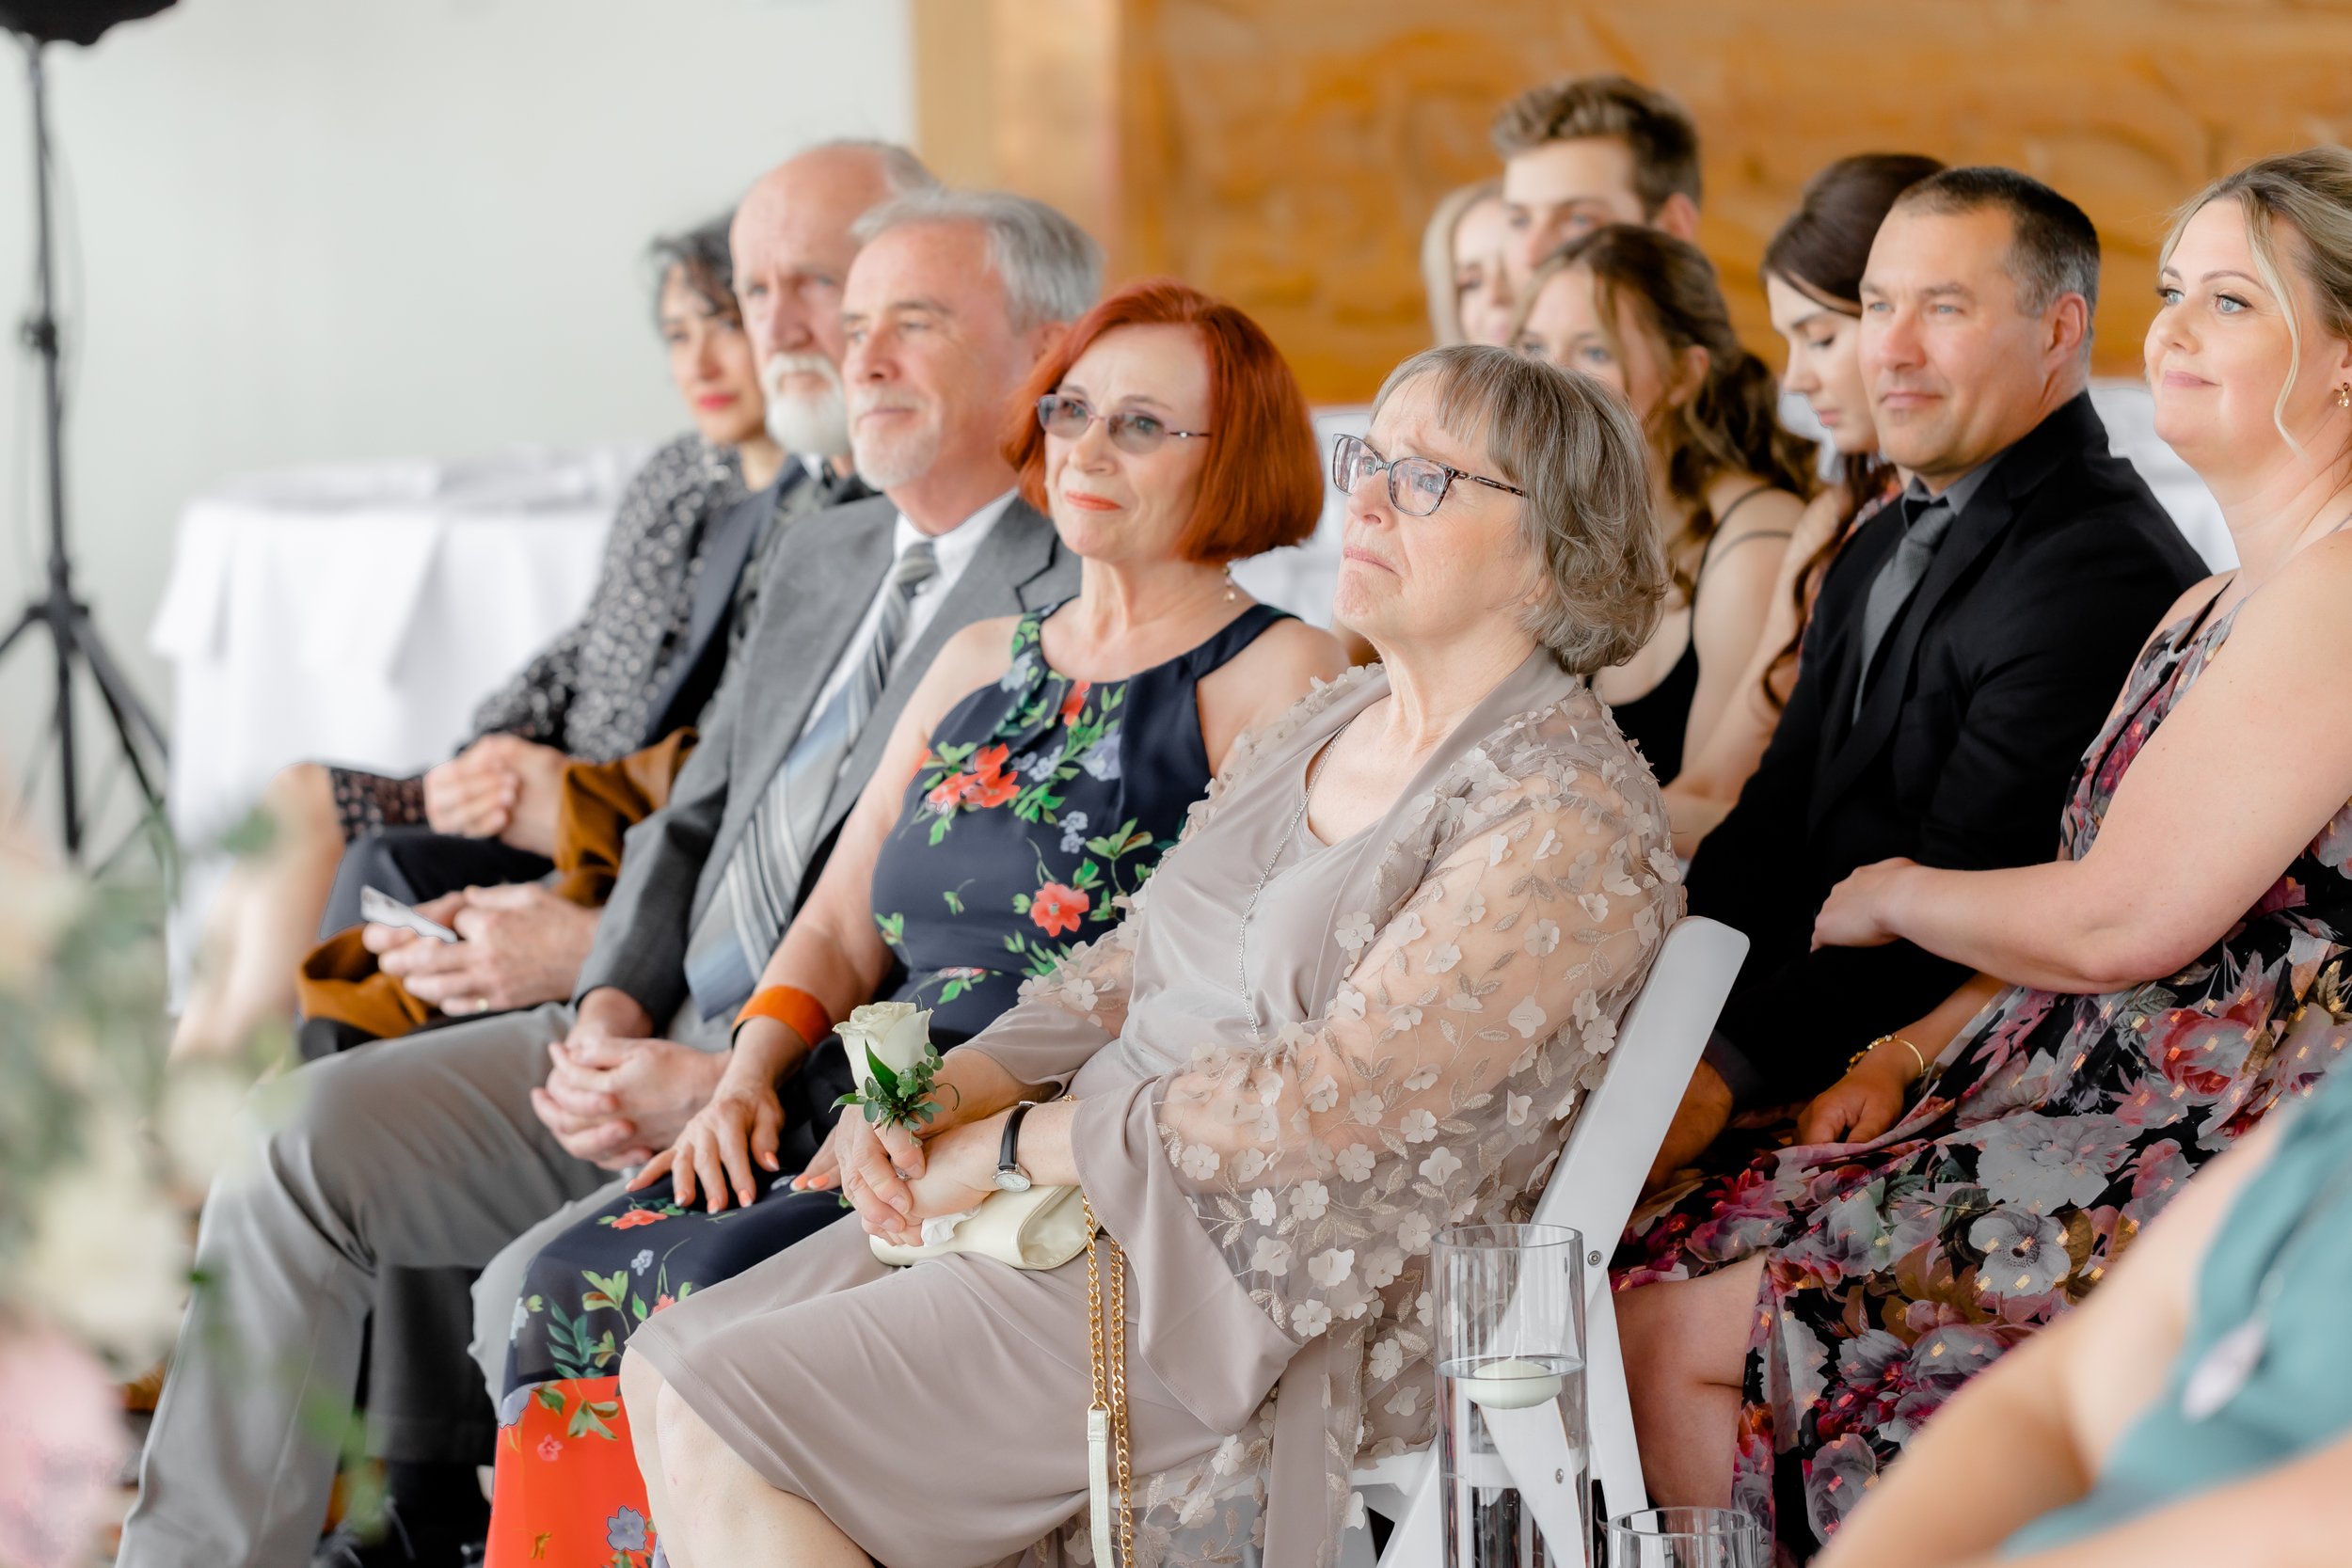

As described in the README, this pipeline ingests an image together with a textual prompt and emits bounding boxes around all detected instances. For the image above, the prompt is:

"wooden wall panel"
[917,0,2352,402]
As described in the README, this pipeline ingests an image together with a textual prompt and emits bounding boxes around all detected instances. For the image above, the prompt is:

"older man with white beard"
[119,182,1098,1568]
[182,142,935,1568]
[360,142,922,1035]
[292,147,931,1568]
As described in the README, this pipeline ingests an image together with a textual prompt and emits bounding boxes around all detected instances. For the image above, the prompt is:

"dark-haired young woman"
[1513,225,1812,788]
[1661,152,1946,855]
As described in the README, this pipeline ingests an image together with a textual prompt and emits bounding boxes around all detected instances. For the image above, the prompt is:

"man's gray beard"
[850,426,942,491]
[767,388,850,460]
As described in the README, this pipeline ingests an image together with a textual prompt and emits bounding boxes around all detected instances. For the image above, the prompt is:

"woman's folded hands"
[800,1103,1013,1242]
[627,1015,817,1213]
[628,1069,787,1214]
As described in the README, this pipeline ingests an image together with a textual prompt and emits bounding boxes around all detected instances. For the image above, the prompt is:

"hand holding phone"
[360,885,460,944]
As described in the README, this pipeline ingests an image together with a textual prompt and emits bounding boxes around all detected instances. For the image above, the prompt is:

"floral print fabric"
[1618,598,2352,1556]
[486,1379,656,1568]
[866,602,1230,1032]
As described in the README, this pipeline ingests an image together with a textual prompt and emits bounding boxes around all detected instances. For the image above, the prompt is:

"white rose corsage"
[833,1000,947,1131]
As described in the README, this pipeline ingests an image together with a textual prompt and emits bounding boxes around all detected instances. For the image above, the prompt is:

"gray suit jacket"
[575,492,1079,1023]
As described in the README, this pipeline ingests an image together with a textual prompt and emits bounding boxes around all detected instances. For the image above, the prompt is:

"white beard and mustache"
[761,353,850,459]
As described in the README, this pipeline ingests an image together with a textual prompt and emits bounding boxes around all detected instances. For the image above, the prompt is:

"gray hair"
[810,137,939,198]
[1372,344,1667,674]
[851,189,1104,332]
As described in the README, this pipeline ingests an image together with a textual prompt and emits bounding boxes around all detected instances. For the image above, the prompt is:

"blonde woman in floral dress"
[1615,148,2352,1559]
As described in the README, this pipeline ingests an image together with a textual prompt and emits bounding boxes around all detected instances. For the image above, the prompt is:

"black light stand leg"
[0,601,38,660]
[68,604,163,805]
[3,33,169,860]
[53,597,80,854]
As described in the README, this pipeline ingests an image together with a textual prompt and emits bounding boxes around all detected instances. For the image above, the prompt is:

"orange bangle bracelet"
[734,985,833,1049]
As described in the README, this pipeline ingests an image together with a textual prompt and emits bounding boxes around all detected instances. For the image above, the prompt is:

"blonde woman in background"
[1421,178,1517,346]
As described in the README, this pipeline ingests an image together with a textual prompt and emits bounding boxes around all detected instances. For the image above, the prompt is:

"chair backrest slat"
[1368,914,1748,1567]
[1529,915,1750,1249]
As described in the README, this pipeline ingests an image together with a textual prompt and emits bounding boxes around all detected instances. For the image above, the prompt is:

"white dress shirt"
[795,489,1016,741]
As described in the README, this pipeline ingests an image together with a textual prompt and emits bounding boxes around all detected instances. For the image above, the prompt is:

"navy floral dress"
[482,601,1290,1568]
[1617,592,2352,1559]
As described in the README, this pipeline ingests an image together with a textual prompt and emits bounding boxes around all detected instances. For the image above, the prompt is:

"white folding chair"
[1349,915,1749,1568]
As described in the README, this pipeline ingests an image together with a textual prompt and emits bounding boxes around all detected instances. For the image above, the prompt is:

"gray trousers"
[313,829,567,1470]
[120,1003,618,1568]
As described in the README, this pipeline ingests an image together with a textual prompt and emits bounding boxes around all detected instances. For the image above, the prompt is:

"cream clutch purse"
[867,1182,1094,1271]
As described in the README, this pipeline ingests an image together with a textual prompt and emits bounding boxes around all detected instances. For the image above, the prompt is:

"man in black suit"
[1655,167,2208,1173]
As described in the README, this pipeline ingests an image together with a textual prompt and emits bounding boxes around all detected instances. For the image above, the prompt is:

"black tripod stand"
[1,28,169,856]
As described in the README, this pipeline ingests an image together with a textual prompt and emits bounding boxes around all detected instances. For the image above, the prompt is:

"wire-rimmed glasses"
[1036,393,1210,455]
[1331,431,1528,517]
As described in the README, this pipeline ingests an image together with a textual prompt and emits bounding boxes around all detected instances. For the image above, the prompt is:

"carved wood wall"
[914,0,2352,402]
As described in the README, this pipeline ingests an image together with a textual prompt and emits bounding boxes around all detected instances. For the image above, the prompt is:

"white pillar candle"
[1457,1356,1564,1410]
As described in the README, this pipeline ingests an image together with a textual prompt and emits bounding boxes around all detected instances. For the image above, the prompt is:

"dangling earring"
[1223,569,1238,604]
[2336,382,2351,409]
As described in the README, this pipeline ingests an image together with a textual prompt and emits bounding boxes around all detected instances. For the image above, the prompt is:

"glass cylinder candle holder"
[1434,1222,1590,1568]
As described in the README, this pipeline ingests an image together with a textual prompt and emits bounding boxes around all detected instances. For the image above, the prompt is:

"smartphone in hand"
[359,885,459,944]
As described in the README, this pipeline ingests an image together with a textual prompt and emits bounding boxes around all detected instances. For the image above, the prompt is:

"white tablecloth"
[151,445,644,990]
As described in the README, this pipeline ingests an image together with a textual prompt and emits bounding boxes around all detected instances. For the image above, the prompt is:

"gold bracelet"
[1883,1033,1930,1080]
[1848,1034,1931,1081]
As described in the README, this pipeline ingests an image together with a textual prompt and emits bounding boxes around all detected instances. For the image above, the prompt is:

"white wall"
[0,0,913,851]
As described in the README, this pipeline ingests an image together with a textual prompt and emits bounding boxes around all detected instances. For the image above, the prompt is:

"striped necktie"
[683,538,940,1017]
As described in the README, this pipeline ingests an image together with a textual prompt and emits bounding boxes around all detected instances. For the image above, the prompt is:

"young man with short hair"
[1490,72,1703,278]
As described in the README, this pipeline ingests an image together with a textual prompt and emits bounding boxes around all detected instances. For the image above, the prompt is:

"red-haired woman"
[478,279,1343,1565]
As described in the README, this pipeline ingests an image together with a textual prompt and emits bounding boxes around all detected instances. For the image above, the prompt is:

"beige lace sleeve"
[949,911,1138,1092]
[1033,684,1678,1568]
[1149,741,1677,1346]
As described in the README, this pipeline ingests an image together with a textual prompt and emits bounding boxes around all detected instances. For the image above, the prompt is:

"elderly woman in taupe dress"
[619,343,1682,1568]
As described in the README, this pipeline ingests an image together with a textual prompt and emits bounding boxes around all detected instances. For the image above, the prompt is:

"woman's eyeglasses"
[1330,432,1527,517]
[1036,394,1211,455]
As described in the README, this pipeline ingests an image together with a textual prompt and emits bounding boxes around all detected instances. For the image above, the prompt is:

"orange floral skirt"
[484,1375,657,1568]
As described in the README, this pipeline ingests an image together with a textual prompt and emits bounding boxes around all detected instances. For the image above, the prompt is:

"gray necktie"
[682,538,939,1016]
[1851,493,1958,719]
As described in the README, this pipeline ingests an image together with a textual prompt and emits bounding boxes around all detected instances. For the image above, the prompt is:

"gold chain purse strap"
[1082,1197,1134,1568]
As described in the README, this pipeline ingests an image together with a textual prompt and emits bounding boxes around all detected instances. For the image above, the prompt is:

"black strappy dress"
[1610,487,1789,782]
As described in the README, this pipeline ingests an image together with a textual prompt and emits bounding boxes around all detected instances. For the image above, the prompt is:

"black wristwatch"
[995,1101,1039,1193]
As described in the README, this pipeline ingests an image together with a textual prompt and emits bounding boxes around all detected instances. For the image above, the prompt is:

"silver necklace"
[2179,1151,2352,1422]
[1235,716,1357,1047]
